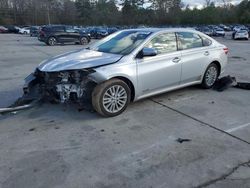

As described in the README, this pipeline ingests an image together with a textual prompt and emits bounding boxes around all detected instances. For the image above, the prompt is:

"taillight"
[223,47,229,54]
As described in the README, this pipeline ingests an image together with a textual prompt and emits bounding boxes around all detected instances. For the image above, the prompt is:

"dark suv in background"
[38,25,91,46]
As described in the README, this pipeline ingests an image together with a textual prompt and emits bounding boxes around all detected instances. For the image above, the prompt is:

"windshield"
[238,30,247,33]
[90,30,152,55]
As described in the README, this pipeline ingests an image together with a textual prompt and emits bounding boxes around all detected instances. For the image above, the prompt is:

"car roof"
[121,28,197,33]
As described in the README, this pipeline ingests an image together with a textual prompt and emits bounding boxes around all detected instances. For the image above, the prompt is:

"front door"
[137,32,182,96]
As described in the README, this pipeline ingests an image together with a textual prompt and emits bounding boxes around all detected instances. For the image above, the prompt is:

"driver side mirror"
[142,47,157,57]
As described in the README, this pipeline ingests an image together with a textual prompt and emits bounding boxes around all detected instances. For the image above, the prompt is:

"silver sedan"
[24,28,228,117]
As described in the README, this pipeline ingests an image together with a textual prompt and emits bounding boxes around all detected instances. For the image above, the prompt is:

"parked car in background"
[213,28,225,37]
[201,27,213,36]
[233,25,248,32]
[30,26,40,37]
[107,27,119,34]
[233,30,249,40]
[38,25,91,46]
[89,27,109,39]
[19,27,30,35]
[5,25,19,33]
[75,28,91,38]
[219,24,231,31]
[24,28,229,117]
[0,26,8,33]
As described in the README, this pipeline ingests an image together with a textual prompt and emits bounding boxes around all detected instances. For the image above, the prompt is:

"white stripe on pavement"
[226,122,250,133]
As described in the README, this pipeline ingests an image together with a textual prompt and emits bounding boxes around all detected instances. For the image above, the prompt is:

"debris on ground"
[29,128,36,132]
[213,75,250,92]
[229,56,247,61]
[234,82,250,90]
[176,138,192,143]
[213,75,237,92]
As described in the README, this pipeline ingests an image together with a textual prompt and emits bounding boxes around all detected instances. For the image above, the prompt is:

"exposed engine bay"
[22,68,98,109]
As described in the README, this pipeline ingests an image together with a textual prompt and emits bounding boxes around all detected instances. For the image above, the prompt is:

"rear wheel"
[202,63,219,89]
[47,37,57,46]
[80,37,88,45]
[92,79,131,117]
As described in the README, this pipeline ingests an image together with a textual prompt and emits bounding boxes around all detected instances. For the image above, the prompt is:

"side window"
[177,32,203,50]
[53,26,65,32]
[145,33,177,54]
[66,29,77,33]
[201,36,212,46]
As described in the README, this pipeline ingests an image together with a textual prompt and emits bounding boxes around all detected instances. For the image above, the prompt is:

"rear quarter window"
[201,36,212,46]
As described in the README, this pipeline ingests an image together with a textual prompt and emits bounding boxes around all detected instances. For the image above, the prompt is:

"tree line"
[0,0,250,26]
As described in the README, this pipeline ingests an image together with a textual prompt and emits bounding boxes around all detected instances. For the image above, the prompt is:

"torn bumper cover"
[22,68,98,108]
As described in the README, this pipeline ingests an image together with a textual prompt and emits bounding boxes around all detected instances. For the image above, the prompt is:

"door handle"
[172,57,181,63]
[204,51,210,56]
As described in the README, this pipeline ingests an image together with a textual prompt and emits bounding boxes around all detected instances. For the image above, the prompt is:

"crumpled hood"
[38,49,123,72]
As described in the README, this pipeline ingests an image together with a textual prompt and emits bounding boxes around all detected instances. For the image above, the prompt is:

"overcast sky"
[183,0,243,8]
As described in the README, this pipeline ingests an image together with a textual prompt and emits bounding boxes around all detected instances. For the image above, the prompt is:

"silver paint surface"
[38,49,123,72]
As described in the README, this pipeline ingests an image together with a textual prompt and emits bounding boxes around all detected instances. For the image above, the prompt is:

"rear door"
[176,32,212,84]
[65,28,80,42]
[53,26,67,42]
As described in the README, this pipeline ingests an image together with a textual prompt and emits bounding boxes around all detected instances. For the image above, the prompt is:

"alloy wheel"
[48,37,56,46]
[205,66,218,87]
[102,85,128,114]
[80,37,88,45]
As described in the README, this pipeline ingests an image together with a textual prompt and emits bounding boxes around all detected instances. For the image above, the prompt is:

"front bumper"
[38,36,47,42]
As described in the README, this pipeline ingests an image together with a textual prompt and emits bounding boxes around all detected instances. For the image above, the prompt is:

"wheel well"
[211,61,221,75]
[48,36,56,39]
[113,76,135,102]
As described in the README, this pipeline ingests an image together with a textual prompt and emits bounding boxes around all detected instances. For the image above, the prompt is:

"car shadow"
[0,85,205,122]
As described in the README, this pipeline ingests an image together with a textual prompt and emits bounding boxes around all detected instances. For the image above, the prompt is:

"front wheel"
[202,63,219,89]
[47,37,57,46]
[92,79,131,117]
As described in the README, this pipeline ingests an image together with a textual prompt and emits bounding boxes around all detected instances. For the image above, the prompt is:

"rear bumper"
[234,35,248,39]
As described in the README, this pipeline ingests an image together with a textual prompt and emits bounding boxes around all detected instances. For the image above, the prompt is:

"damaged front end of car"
[22,68,98,110]
[0,48,123,114]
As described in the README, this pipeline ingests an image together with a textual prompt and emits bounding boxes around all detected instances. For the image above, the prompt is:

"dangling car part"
[20,28,229,117]
[0,100,39,114]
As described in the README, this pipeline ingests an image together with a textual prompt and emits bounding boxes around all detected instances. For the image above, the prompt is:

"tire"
[47,37,57,46]
[80,37,88,45]
[92,79,131,117]
[201,63,219,89]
